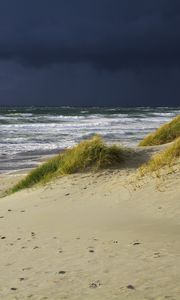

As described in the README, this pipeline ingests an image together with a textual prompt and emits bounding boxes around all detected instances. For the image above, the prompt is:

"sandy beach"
[0,147,180,300]
[1,0,180,298]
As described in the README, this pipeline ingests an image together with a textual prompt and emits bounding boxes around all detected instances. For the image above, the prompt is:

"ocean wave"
[0,106,179,172]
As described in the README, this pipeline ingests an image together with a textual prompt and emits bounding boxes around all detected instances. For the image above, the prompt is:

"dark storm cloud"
[0,0,180,70]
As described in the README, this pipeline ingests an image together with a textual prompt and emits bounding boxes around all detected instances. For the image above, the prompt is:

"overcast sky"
[0,0,180,106]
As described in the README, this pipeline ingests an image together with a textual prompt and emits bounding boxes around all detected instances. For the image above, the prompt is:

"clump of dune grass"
[139,115,180,146]
[139,137,180,176]
[10,136,126,194]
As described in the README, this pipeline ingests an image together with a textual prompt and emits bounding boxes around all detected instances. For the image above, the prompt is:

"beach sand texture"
[0,153,180,299]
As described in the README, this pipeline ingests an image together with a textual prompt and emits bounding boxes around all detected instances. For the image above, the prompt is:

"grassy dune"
[10,136,127,193]
[139,137,180,176]
[139,115,180,146]
[8,116,180,193]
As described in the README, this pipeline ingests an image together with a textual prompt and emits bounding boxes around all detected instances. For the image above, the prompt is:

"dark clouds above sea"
[0,0,180,106]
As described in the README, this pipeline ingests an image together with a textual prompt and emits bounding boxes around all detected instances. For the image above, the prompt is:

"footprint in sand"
[31,232,36,238]
[19,277,26,281]
[133,242,141,246]
[113,240,118,244]
[89,280,102,288]
[154,252,161,258]
[89,249,95,253]
[58,271,66,276]
[126,284,135,290]
[88,246,95,253]
[22,267,32,271]
[89,283,98,288]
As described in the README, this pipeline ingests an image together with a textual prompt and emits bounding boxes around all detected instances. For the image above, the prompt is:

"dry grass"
[9,136,127,194]
[139,115,180,146]
[139,137,180,176]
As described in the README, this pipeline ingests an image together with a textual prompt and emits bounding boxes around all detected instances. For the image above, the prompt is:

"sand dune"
[0,150,180,299]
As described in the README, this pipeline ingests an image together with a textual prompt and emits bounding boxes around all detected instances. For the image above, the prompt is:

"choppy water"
[0,106,179,173]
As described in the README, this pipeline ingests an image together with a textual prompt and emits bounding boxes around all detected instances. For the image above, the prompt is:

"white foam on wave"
[0,107,179,171]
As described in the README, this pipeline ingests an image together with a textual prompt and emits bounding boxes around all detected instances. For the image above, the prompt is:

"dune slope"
[139,114,180,146]
[0,165,180,300]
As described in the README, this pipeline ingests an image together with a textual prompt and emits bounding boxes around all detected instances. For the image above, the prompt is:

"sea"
[0,106,180,173]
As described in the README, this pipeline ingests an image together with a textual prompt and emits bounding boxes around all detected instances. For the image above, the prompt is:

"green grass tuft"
[10,136,126,194]
[139,115,180,146]
[139,137,180,176]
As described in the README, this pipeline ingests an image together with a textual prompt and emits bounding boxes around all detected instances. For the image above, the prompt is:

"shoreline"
[0,149,63,175]
[0,142,167,175]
